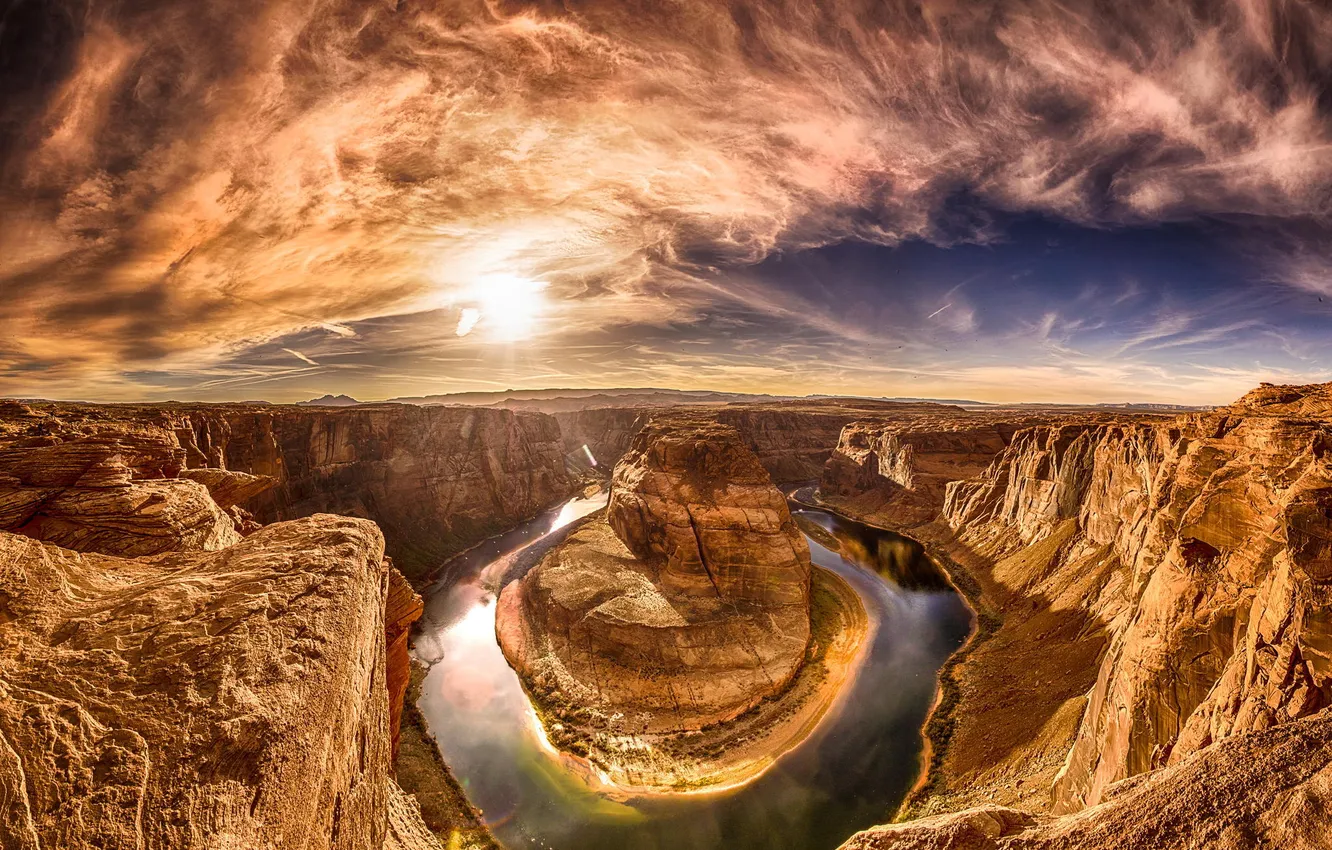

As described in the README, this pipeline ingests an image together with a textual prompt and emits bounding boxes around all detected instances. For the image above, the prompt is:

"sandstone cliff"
[557,400,962,486]
[3,401,576,583]
[0,403,453,849]
[385,563,424,762]
[553,407,649,471]
[919,383,1332,816]
[821,418,1021,527]
[163,404,575,581]
[497,418,813,733]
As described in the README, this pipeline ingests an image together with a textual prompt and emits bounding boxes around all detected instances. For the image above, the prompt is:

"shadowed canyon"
[1,383,1330,848]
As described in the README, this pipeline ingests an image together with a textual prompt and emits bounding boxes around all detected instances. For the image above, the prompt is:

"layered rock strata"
[0,424,252,556]
[167,404,575,580]
[814,410,1149,531]
[385,562,425,762]
[821,419,1020,527]
[499,418,813,732]
[811,383,1331,830]
[940,389,1332,813]
[0,403,464,848]
[2,402,577,583]
[557,400,963,485]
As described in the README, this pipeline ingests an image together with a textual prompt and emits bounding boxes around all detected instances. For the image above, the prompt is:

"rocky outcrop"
[179,467,279,508]
[166,404,575,581]
[931,384,1332,814]
[0,427,247,556]
[497,418,813,732]
[840,711,1332,850]
[608,418,813,606]
[0,515,396,848]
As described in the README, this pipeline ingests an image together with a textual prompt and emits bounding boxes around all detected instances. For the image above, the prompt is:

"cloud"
[282,348,320,366]
[1,0,1331,398]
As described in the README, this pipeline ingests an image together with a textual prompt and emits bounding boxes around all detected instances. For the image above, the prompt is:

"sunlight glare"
[456,274,549,342]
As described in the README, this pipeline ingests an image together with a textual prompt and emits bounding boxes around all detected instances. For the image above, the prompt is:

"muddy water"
[414,496,972,850]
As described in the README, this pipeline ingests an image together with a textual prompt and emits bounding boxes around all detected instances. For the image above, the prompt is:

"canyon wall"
[553,407,649,471]
[840,710,1332,850]
[557,400,962,486]
[821,418,1024,527]
[163,404,575,581]
[939,384,1332,813]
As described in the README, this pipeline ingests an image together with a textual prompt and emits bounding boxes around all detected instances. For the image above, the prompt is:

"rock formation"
[940,391,1332,813]
[0,515,397,848]
[0,402,456,849]
[1,401,578,583]
[821,419,1022,527]
[385,562,425,762]
[166,404,575,580]
[814,382,1332,831]
[498,418,813,732]
[553,407,650,472]
[558,400,963,486]
[0,425,247,556]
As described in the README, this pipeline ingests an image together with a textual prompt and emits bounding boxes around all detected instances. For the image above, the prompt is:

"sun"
[455,274,548,342]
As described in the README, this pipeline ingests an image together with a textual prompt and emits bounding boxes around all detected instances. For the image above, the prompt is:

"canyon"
[0,385,1329,848]
[495,416,868,792]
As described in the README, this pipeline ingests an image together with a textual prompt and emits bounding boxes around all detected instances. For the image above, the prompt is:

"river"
[413,494,972,850]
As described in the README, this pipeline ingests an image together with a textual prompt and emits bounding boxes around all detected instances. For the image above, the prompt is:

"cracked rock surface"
[0,515,395,849]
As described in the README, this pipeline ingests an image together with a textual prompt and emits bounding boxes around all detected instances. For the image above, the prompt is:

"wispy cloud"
[282,348,320,366]
[1,0,1330,399]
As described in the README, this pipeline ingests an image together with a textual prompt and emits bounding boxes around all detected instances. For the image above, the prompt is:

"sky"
[2,0,1331,405]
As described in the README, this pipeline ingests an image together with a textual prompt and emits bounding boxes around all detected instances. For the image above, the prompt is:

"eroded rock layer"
[557,399,964,485]
[497,418,813,732]
[0,421,249,556]
[0,516,394,849]
[385,562,425,762]
[2,402,576,582]
[822,419,1022,527]
[169,404,575,580]
[940,390,1332,813]
[817,383,1326,825]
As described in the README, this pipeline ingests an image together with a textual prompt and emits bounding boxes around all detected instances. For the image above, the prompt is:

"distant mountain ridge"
[386,387,989,413]
[297,394,361,407]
